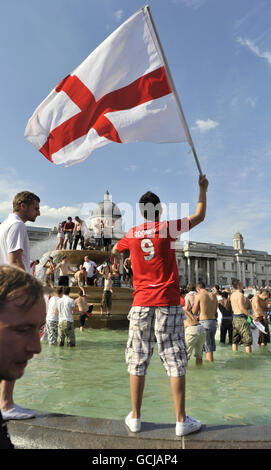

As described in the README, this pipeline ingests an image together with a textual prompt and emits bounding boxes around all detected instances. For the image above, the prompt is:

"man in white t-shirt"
[83,255,97,286]
[46,287,63,345]
[0,191,40,421]
[56,287,76,347]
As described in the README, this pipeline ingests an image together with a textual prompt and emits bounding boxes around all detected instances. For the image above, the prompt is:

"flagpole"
[143,5,203,177]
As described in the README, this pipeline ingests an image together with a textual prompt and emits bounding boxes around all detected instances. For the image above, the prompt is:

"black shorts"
[87,276,95,286]
[58,276,69,286]
[103,237,112,247]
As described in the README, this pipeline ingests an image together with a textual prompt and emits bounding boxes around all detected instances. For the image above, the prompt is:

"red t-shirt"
[116,217,191,306]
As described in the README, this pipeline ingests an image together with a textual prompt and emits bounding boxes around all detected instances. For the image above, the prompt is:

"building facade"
[27,226,57,248]
[175,232,271,288]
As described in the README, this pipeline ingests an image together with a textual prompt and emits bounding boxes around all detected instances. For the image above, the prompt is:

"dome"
[90,191,121,220]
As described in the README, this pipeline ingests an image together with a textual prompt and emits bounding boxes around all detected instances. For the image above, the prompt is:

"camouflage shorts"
[232,316,252,346]
[58,321,76,347]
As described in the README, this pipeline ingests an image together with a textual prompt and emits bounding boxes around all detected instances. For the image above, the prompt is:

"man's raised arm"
[189,175,209,229]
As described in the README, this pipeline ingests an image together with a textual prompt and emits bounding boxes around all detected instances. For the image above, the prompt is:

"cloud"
[36,204,82,227]
[236,37,271,66]
[193,119,220,133]
[114,9,124,22]
[171,0,207,9]
[125,164,137,172]
[246,97,257,108]
[0,170,83,228]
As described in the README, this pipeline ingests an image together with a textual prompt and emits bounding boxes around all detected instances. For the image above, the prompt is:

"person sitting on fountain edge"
[112,174,209,437]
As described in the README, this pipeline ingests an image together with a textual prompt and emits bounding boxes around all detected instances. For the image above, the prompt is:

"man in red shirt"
[112,174,208,436]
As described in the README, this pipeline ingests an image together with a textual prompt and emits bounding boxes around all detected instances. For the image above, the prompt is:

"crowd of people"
[42,252,132,289]
[180,281,271,366]
[56,216,115,252]
[38,253,133,344]
[1,179,271,448]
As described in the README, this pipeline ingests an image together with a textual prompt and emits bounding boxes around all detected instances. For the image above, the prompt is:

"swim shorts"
[185,324,206,359]
[199,319,217,352]
[125,305,187,377]
[232,316,252,346]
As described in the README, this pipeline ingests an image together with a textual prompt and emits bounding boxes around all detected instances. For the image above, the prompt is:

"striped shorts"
[125,305,187,377]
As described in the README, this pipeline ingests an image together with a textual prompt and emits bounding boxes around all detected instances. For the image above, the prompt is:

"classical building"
[27,226,57,248]
[175,232,271,288]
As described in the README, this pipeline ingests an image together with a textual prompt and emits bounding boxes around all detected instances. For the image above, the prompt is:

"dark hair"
[221,291,228,299]
[64,287,70,295]
[196,281,205,289]
[186,283,196,292]
[13,191,40,212]
[57,287,63,295]
[261,289,270,297]
[213,284,220,290]
[139,191,161,221]
[232,279,241,289]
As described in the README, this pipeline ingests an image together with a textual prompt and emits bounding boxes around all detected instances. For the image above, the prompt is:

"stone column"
[214,259,217,284]
[183,257,187,286]
[195,258,199,283]
[187,256,191,283]
[250,263,254,286]
[237,259,241,280]
[206,258,210,287]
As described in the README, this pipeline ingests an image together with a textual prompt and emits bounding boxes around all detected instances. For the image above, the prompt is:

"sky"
[0,0,271,252]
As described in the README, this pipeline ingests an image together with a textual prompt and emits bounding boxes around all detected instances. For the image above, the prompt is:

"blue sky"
[0,0,271,251]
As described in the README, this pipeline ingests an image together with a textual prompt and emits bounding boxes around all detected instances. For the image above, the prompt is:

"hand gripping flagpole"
[143,5,203,177]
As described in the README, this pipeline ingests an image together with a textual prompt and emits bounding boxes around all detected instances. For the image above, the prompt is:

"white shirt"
[57,295,75,322]
[46,296,59,322]
[0,213,30,272]
[83,260,97,278]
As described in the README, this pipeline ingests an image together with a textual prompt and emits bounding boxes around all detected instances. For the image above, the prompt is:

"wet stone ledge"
[6,410,271,449]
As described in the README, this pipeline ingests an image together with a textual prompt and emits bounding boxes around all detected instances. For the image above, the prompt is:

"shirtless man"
[74,265,87,287]
[74,287,93,332]
[73,216,85,250]
[183,309,206,366]
[192,281,217,362]
[56,256,74,286]
[43,257,56,287]
[231,279,255,353]
[63,217,74,250]
[251,289,270,347]
[185,283,198,317]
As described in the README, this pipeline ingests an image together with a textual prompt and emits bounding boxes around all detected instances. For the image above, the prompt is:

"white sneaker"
[125,411,141,433]
[176,415,202,436]
[1,404,36,421]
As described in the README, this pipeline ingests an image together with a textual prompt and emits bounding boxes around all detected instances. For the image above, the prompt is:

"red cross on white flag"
[25,6,196,168]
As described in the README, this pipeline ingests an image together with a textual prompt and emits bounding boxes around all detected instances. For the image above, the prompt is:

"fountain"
[39,248,133,328]
[31,192,133,329]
